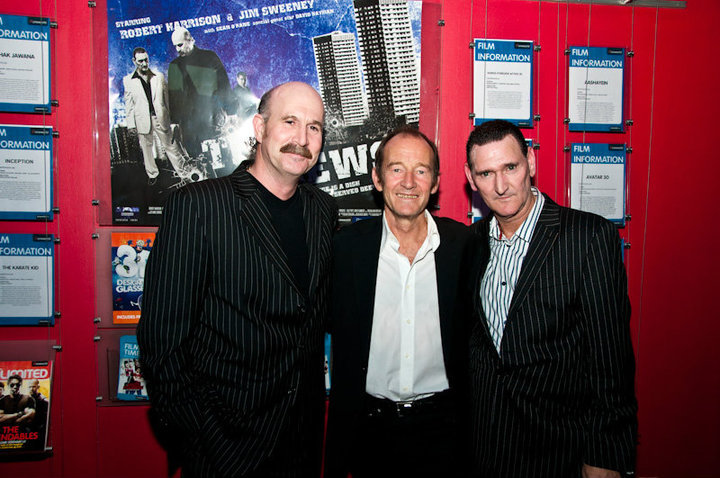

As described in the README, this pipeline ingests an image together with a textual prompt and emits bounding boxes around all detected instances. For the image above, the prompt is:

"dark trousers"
[350,392,468,478]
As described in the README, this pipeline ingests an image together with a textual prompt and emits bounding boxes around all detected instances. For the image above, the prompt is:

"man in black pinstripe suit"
[463,120,637,478]
[137,81,337,478]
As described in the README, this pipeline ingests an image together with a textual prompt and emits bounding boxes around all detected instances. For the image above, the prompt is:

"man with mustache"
[138,81,337,478]
[325,126,474,477]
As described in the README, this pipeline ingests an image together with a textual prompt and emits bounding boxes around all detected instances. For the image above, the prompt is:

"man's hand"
[582,464,621,478]
[171,124,182,145]
[127,127,137,136]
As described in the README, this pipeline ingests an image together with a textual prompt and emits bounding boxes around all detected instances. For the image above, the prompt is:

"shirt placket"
[398,255,415,397]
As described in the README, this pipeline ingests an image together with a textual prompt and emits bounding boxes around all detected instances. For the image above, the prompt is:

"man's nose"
[294,125,308,146]
[494,174,507,194]
[401,171,416,188]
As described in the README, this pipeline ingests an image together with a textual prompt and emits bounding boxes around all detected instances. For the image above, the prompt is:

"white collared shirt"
[481,188,545,352]
[365,210,449,401]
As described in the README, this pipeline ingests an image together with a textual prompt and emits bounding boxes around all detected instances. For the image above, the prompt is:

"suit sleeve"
[123,77,136,130]
[580,219,637,471]
[136,187,210,436]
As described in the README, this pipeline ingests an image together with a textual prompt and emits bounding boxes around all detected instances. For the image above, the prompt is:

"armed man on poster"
[138,81,337,478]
[464,119,637,478]
[167,27,237,161]
[325,126,475,477]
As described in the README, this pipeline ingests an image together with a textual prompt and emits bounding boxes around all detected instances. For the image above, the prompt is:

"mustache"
[280,143,312,159]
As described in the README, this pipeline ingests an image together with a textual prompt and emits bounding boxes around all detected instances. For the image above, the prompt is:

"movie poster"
[0,360,52,454]
[107,0,422,225]
[116,335,148,401]
[111,232,154,324]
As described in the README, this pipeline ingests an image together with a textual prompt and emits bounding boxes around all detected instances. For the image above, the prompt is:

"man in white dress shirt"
[325,126,475,477]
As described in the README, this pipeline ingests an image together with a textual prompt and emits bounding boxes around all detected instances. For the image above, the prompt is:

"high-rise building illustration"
[313,31,369,127]
[354,0,420,124]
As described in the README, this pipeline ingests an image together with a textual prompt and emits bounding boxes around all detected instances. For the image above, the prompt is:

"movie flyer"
[0,360,53,454]
[111,232,155,324]
[116,335,149,401]
[107,0,421,225]
[0,233,55,326]
[0,125,54,221]
[0,14,52,114]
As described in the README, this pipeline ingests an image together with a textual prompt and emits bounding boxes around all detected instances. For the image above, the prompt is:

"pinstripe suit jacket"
[136,165,338,477]
[324,215,475,478]
[468,195,637,478]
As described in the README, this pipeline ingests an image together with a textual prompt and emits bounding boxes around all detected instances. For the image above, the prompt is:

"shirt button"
[501,281,507,286]
[406,320,411,324]
[287,388,296,395]
[297,304,306,313]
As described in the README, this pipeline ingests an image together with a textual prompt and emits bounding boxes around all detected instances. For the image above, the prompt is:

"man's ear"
[371,166,383,192]
[464,163,478,192]
[527,147,537,178]
[252,114,265,143]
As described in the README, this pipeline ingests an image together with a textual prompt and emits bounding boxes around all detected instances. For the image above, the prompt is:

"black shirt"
[252,176,310,298]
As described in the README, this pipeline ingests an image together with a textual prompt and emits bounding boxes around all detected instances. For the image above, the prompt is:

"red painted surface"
[1,1,718,477]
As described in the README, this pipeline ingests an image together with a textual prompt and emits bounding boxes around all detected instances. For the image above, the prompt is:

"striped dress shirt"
[481,188,544,351]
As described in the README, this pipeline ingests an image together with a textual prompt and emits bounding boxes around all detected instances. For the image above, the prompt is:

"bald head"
[171,27,195,57]
[257,82,323,123]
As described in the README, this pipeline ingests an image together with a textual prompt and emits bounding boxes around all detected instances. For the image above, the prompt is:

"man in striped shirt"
[464,120,637,478]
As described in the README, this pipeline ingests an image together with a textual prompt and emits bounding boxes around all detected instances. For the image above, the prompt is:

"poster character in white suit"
[123,47,189,185]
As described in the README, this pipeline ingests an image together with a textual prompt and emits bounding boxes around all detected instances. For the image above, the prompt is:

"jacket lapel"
[230,167,300,296]
[434,222,457,366]
[302,184,326,300]
[506,195,560,320]
[352,218,382,368]
[472,219,495,348]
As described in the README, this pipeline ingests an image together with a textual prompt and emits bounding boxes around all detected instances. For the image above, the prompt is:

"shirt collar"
[381,210,441,256]
[132,69,156,81]
[488,187,545,244]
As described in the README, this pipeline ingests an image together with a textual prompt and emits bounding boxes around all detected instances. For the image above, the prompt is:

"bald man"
[167,27,236,159]
[138,82,338,478]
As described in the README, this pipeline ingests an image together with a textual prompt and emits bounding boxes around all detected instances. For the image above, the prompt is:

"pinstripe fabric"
[136,165,338,478]
[468,195,637,478]
[482,190,544,350]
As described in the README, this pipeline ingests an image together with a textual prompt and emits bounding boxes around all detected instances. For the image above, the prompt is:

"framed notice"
[0,125,53,221]
[568,47,625,132]
[0,15,52,114]
[0,234,55,325]
[570,143,626,225]
[473,39,534,128]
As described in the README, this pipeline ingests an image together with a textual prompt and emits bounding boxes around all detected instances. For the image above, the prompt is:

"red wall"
[1,1,718,477]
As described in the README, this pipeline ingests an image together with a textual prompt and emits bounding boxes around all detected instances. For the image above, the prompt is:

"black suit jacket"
[324,215,475,478]
[469,195,637,478]
[137,165,337,477]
